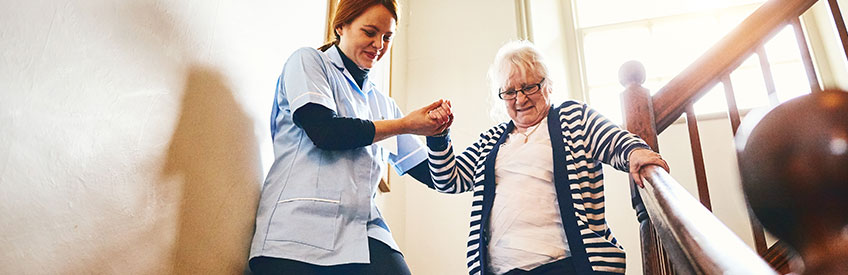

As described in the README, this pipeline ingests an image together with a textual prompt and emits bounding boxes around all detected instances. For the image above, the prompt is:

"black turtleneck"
[289,46,434,187]
[338,49,370,89]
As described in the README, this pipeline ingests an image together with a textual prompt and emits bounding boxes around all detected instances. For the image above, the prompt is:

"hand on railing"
[628,148,669,188]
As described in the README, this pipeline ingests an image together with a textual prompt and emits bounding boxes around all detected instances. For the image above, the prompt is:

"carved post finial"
[619,60,646,87]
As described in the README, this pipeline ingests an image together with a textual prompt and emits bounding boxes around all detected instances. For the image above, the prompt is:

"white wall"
[0,0,326,273]
[377,0,521,274]
[805,0,848,90]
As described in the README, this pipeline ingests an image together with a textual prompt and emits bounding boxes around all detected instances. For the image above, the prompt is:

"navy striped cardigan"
[425,101,650,275]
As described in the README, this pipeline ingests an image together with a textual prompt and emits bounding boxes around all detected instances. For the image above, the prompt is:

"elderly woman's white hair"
[487,40,553,122]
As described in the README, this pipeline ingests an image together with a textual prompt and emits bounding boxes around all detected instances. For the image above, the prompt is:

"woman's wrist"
[430,128,449,137]
[426,134,451,151]
[373,119,405,142]
[625,145,651,168]
[399,116,413,135]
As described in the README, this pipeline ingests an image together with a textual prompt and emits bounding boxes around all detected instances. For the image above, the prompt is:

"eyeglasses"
[498,78,545,100]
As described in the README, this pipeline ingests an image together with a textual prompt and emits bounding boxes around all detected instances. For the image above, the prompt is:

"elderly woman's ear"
[627,148,669,188]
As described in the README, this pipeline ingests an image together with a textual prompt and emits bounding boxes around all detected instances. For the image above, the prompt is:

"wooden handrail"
[651,0,818,132]
[618,0,847,272]
[637,166,778,274]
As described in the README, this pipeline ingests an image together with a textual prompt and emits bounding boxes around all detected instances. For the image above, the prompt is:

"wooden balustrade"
[617,0,848,273]
[720,74,769,255]
[683,104,711,211]
[650,0,818,132]
[621,61,778,274]
[638,166,778,274]
[790,18,822,93]
[827,0,848,61]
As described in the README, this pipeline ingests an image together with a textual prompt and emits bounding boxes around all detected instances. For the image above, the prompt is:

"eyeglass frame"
[497,78,546,100]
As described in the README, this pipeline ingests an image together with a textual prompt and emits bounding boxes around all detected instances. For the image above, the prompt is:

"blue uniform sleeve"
[282,47,337,113]
[389,134,428,175]
[386,101,427,175]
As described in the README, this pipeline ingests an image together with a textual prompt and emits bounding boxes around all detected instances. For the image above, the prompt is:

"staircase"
[617,0,847,273]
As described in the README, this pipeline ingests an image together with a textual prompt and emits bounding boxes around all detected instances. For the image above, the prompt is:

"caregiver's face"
[336,5,396,69]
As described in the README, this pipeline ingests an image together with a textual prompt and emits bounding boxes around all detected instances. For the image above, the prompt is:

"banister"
[651,0,818,132]
[637,165,777,274]
[619,0,832,271]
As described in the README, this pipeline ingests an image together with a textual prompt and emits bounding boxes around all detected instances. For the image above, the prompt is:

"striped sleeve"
[578,103,650,172]
[425,127,500,194]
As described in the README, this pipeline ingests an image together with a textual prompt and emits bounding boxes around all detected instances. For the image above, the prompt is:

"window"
[529,0,812,124]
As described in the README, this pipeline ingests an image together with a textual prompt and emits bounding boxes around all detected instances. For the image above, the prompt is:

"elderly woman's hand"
[426,100,453,135]
[428,99,452,121]
[628,148,669,188]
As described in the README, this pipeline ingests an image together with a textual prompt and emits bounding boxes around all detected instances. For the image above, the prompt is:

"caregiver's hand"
[403,99,452,136]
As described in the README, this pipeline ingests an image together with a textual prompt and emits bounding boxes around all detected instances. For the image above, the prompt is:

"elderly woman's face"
[502,71,551,128]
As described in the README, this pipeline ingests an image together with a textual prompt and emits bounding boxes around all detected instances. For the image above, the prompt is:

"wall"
[805,0,848,90]
[0,0,326,273]
[378,0,521,274]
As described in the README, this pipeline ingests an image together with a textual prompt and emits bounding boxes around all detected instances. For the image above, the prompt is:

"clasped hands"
[402,99,453,136]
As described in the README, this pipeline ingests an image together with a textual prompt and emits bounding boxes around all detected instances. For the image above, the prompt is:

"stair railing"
[618,0,847,273]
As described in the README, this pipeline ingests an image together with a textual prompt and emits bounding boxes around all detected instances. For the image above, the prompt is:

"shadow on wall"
[161,65,262,274]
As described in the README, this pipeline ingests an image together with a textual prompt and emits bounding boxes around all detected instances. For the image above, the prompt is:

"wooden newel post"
[619,61,658,150]
[619,61,670,275]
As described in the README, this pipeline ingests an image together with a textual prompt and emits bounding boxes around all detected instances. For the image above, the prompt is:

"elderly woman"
[425,41,668,275]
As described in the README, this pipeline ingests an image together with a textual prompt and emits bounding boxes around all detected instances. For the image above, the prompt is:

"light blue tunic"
[249,45,426,265]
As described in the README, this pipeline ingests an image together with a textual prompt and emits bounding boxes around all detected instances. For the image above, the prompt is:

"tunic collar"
[325,45,374,95]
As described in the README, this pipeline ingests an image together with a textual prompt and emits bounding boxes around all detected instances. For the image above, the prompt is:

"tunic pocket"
[266,195,341,251]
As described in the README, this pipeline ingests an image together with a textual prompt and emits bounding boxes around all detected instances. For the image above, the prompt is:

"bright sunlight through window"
[529,0,812,124]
